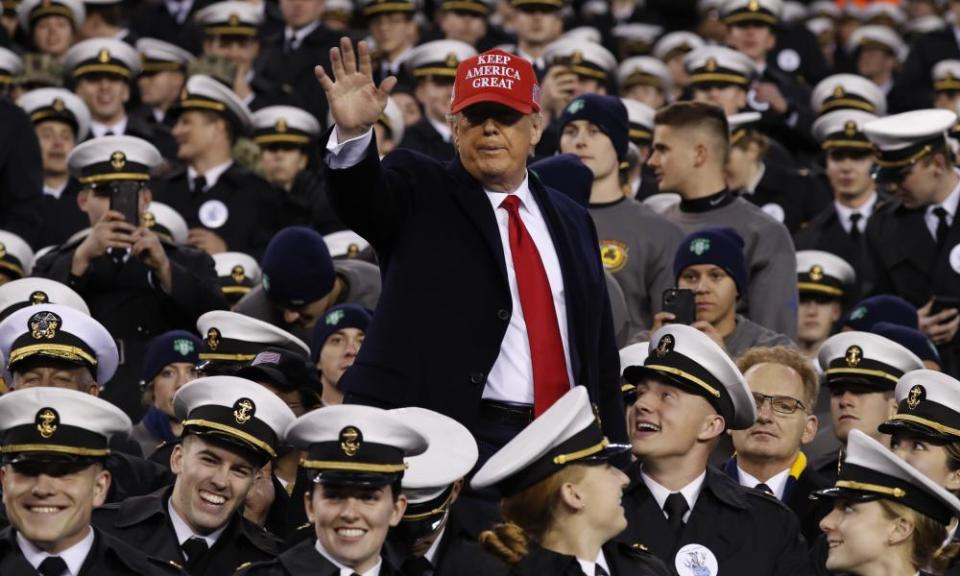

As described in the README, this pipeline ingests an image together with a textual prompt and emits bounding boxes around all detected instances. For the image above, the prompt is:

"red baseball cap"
[450,49,541,115]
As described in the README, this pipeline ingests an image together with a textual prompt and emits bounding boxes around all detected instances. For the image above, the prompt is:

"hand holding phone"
[662,288,696,325]
[110,183,141,226]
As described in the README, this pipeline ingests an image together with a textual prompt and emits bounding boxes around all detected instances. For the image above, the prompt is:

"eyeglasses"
[752,392,806,415]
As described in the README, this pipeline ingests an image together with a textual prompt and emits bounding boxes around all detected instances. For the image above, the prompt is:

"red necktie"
[500,194,569,416]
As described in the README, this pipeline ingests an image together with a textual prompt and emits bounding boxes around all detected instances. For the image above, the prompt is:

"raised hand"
[315,37,397,142]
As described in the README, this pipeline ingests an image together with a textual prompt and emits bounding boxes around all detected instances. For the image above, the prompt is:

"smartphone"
[110,184,140,226]
[662,288,695,325]
[931,295,960,315]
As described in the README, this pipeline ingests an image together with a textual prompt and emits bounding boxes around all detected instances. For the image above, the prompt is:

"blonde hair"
[479,465,588,564]
[737,346,819,410]
[876,499,952,572]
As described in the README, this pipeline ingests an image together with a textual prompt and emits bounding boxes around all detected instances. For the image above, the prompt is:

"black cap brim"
[236,365,294,392]
[309,470,403,488]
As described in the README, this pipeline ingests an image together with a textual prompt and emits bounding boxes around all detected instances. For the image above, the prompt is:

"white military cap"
[376,96,405,145]
[811,73,887,116]
[18,88,91,141]
[172,74,252,133]
[621,98,656,146]
[722,0,783,26]
[360,0,419,18]
[698,0,725,14]
[811,109,878,151]
[933,60,960,92]
[18,0,84,31]
[796,250,856,299]
[437,0,493,15]
[286,404,428,486]
[404,39,476,79]
[879,369,960,442]
[805,17,835,47]
[323,230,370,259]
[174,376,295,460]
[212,252,261,300]
[611,23,664,56]
[728,111,762,145]
[617,56,672,96]
[818,331,924,391]
[392,407,478,504]
[471,387,630,495]
[619,341,648,403]
[195,0,263,36]
[0,303,118,384]
[0,47,23,86]
[325,0,354,19]
[0,231,34,280]
[0,278,89,321]
[142,201,188,245]
[543,38,618,81]
[813,429,960,526]
[196,310,310,370]
[63,38,141,81]
[859,2,905,27]
[684,45,758,88]
[136,38,195,74]
[252,105,321,148]
[67,135,162,186]
[809,0,840,20]
[847,25,906,62]
[781,1,807,23]
[653,31,705,63]
[906,15,946,36]
[624,324,757,429]
[561,26,603,44]
[0,387,130,460]
[863,109,957,183]
[643,192,681,214]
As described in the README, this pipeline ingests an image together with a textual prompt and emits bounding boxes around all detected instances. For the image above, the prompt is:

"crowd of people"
[1,0,960,574]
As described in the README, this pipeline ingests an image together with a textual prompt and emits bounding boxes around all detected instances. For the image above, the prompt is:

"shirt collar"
[188,159,234,191]
[640,469,707,514]
[576,549,610,576]
[315,540,382,576]
[285,19,320,46]
[743,163,766,194]
[44,181,69,199]
[17,527,95,576]
[735,464,791,500]
[423,524,446,566]
[90,117,128,138]
[167,498,227,548]
[834,192,877,229]
[928,173,960,220]
[427,116,452,143]
[484,172,532,206]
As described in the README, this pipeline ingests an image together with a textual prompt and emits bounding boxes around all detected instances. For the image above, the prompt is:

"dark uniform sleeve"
[0,100,44,247]
[771,500,814,576]
[163,245,229,317]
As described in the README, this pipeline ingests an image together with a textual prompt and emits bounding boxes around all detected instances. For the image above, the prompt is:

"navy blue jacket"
[324,132,627,444]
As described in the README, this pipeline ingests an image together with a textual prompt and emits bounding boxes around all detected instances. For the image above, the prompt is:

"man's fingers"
[329,46,345,80]
[315,65,334,93]
[357,40,373,78]
[931,307,960,323]
[340,37,357,75]
[379,75,398,96]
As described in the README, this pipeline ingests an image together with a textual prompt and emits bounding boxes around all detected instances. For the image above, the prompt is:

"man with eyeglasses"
[862,109,960,376]
[726,346,830,547]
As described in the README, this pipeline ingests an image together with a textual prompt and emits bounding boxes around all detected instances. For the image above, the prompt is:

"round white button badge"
[949,244,960,275]
[675,543,719,576]
[777,49,801,72]
[198,200,229,229]
[762,203,786,223]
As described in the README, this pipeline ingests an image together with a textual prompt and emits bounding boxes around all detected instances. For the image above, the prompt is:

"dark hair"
[654,101,730,161]
[309,479,404,503]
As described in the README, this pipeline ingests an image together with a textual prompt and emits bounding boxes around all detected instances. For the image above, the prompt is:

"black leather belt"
[479,400,534,428]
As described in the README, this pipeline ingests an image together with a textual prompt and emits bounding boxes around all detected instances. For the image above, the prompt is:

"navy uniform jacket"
[93,486,280,576]
[0,526,187,575]
[865,199,960,375]
[235,538,402,576]
[398,118,455,162]
[324,133,627,444]
[889,28,960,113]
[742,163,832,235]
[509,542,670,576]
[0,99,43,247]
[618,465,811,575]
[383,512,509,576]
[794,203,872,300]
[36,179,88,249]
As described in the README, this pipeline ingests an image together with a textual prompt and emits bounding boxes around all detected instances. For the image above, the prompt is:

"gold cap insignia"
[142,211,156,229]
[347,244,360,257]
[231,265,245,284]
[339,425,362,457]
[833,85,845,98]
[29,311,60,340]
[571,50,583,65]
[748,0,760,11]
[446,52,459,68]
[35,407,59,439]
[206,327,221,351]
[655,334,675,358]
[907,384,925,410]
[29,291,49,305]
[705,57,718,72]
[809,264,824,282]
[52,98,65,112]
[275,118,288,133]
[228,13,240,26]
[97,49,111,64]
[845,345,863,367]
[110,151,126,170]
[233,397,255,424]
[844,120,857,138]
[0,242,5,258]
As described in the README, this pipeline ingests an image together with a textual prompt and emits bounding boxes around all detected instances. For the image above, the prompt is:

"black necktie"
[38,556,68,576]
[192,175,207,194]
[103,130,114,137]
[182,537,209,563]
[595,564,610,576]
[848,212,862,244]
[934,206,950,248]
[755,483,774,495]
[664,492,689,535]
[402,556,434,576]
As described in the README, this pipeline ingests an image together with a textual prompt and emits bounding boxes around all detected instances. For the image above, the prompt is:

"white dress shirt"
[834,192,877,234]
[325,128,573,405]
[736,465,791,500]
[188,160,234,192]
[641,470,707,524]
[164,0,194,22]
[90,117,129,139]
[925,174,960,241]
[380,47,413,77]
[284,19,320,51]
[44,181,68,199]
[576,550,611,576]
[428,116,452,143]
[424,525,446,566]
[167,498,227,554]
[315,540,382,576]
[18,527,95,576]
